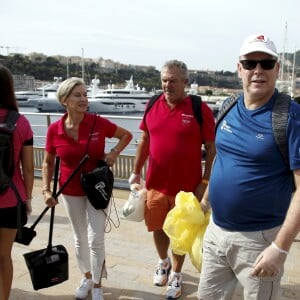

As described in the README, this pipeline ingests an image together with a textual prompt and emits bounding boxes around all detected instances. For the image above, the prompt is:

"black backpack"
[144,93,203,126]
[0,110,20,193]
[216,92,295,190]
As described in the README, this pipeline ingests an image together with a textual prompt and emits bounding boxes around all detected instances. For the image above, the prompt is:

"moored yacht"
[26,76,154,114]
[16,77,63,108]
[87,75,154,114]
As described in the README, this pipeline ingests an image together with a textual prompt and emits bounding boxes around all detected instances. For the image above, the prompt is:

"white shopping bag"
[122,180,146,222]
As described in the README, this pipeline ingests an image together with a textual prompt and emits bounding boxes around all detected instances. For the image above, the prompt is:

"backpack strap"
[143,94,161,120]
[272,92,291,166]
[215,93,240,131]
[4,111,22,238]
[3,110,20,132]
[190,95,202,125]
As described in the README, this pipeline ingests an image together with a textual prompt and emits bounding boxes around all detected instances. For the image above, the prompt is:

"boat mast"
[279,22,288,83]
[81,48,85,83]
[66,58,70,78]
[290,47,296,98]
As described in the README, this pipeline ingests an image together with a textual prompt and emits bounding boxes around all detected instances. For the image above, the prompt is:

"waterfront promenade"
[11,179,300,300]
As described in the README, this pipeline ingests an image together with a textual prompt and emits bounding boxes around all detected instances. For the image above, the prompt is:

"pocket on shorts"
[260,226,281,244]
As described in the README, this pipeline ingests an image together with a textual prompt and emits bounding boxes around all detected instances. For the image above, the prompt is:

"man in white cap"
[197,33,300,300]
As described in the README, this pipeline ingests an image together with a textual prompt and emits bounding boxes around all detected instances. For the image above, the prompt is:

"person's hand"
[128,173,141,185]
[200,199,210,214]
[194,182,207,202]
[26,198,32,215]
[105,151,118,167]
[43,190,58,208]
[251,243,287,277]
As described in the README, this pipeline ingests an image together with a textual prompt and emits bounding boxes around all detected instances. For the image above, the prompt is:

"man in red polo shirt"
[129,60,215,299]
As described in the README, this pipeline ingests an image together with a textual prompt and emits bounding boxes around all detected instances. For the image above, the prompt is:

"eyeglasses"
[239,59,277,70]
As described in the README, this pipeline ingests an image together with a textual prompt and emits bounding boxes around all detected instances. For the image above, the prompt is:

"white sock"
[159,257,169,265]
[170,271,181,278]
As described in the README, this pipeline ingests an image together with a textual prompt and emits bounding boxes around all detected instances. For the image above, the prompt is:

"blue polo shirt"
[210,93,300,231]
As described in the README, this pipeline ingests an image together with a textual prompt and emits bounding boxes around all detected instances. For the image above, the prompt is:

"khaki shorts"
[197,219,283,300]
[145,189,175,232]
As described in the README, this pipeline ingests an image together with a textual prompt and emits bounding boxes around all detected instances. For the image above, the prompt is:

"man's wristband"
[271,242,289,255]
[201,179,209,185]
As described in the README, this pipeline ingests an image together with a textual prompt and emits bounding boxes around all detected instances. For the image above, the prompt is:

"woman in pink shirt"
[0,64,34,300]
[42,77,132,300]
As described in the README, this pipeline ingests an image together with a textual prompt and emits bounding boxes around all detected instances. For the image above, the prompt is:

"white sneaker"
[166,273,182,299]
[92,288,104,300]
[153,257,171,286]
[75,278,93,299]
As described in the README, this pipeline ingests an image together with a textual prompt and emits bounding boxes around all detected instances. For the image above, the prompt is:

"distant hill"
[1,51,299,93]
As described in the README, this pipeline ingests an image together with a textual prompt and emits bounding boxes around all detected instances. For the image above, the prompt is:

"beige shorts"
[197,219,283,300]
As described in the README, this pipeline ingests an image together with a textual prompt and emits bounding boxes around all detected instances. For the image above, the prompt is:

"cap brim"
[240,47,278,58]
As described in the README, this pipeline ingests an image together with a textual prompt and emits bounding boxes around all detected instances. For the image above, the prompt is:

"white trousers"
[62,194,107,284]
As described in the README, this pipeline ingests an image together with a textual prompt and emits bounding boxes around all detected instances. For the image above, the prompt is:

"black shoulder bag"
[80,115,114,210]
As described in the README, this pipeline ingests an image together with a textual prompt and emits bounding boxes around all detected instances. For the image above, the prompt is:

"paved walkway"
[11,179,300,300]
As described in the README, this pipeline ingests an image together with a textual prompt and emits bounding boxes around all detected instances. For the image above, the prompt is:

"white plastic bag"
[122,180,146,222]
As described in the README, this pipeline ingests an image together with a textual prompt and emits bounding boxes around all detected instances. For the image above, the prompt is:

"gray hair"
[161,60,189,80]
[56,77,85,105]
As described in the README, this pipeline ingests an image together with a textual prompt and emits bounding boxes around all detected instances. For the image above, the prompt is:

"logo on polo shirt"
[256,133,264,140]
[220,120,232,133]
[181,113,193,126]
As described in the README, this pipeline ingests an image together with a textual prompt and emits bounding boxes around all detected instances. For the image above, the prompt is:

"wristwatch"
[110,147,120,154]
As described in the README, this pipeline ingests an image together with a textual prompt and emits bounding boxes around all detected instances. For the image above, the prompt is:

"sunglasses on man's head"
[239,59,277,70]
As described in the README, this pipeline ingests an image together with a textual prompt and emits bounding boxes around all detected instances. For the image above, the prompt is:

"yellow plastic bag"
[188,211,210,272]
[163,191,210,271]
[163,192,206,255]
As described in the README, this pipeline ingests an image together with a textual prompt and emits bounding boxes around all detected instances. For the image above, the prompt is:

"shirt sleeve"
[45,123,57,154]
[98,115,118,138]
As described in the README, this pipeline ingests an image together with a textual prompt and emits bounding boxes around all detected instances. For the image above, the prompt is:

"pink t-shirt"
[140,95,215,196]
[0,109,33,208]
[46,113,117,196]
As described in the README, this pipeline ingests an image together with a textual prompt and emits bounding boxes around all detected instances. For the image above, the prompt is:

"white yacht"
[87,76,154,114]
[26,92,66,113]
[16,77,62,108]
[26,76,153,114]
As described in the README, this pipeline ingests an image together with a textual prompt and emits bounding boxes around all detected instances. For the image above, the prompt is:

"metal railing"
[34,147,206,190]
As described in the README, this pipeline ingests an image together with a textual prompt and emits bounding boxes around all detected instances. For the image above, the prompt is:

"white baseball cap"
[239,34,278,58]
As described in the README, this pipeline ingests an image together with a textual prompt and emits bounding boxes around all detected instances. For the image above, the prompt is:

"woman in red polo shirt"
[0,64,34,300]
[42,77,132,300]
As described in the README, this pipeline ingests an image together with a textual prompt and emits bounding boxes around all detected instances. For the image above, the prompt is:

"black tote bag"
[81,160,114,209]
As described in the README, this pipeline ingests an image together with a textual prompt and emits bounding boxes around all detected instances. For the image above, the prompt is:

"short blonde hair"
[56,77,85,105]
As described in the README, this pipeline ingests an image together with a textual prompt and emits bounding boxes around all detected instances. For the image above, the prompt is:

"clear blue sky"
[1,0,298,72]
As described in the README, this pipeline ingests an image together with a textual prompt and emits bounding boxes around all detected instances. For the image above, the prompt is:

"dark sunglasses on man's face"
[239,59,277,70]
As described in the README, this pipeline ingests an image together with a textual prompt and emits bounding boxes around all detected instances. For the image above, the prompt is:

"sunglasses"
[239,59,277,70]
